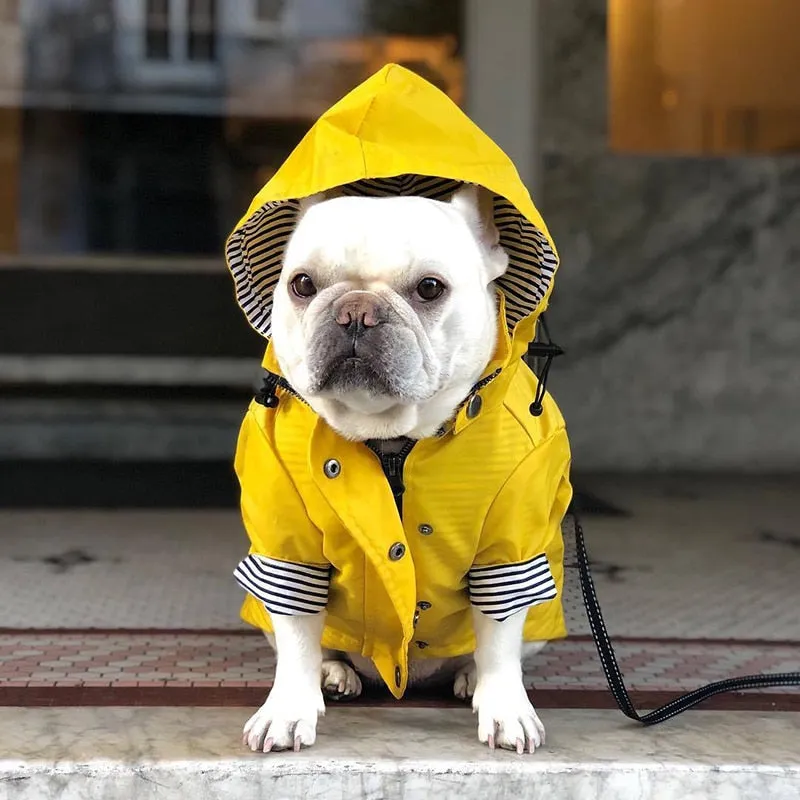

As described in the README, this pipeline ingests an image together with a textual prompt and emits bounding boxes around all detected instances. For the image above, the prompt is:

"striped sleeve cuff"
[468,553,557,622]
[233,555,331,616]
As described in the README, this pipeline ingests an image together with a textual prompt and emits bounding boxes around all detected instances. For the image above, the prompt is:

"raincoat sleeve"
[232,402,331,617]
[469,427,572,623]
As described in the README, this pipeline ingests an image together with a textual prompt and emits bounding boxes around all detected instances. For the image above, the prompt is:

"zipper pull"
[254,373,279,408]
[385,455,406,498]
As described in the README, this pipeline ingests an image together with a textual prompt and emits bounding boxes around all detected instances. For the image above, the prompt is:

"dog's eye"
[290,273,317,298]
[416,277,446,301]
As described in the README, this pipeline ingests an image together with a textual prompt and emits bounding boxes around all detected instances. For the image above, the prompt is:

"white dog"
[240,186,549,754]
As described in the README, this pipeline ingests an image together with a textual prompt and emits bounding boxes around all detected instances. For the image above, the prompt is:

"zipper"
[276,376,309,406]
[256,371,415,516]
[254,372,310,408]
[455,367,502,414]
[366,438,415,519]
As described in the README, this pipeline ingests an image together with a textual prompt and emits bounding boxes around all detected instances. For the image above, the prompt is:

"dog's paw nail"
[516,738,524,755]
[487,733,495,750]
[262,737,274,753]
[294,735,302,752]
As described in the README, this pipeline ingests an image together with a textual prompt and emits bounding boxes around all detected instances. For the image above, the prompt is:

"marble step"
[3,706,798,799]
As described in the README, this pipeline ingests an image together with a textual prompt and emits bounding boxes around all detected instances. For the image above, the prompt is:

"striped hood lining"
[225,174,558,339]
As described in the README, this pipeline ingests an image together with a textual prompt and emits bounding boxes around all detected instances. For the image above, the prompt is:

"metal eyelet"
[323,459,341,479]
[418,524,433,536]
[388,542,406,561]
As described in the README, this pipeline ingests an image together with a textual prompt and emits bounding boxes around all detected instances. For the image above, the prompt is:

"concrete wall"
[539,0,800,471]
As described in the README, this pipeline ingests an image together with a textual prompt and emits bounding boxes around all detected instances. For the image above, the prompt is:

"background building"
[1,0,799,505]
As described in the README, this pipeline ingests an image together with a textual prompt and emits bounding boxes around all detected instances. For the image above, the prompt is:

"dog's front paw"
[472,676,545,754]
[321,659,362,700]
[243,684,325,753]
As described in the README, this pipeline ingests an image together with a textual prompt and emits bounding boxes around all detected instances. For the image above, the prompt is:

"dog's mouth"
[305,317,429,403]
[313,355,395,397]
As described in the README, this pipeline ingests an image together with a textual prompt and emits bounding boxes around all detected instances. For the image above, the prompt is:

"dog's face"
[270,185,508,440]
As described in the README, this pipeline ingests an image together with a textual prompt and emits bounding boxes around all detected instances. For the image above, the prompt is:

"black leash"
[572,513,800,724]
[530,314,800,721]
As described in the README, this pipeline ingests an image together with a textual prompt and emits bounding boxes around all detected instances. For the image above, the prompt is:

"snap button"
[388,542,406,561]
[417,601,431,611]
[466,394,482,419]
[435,426,447,438]
[413,609,420,628]
[323,459,341,478]
[418,524,433,536]
[416,641,429,649]
[395,666,402,687]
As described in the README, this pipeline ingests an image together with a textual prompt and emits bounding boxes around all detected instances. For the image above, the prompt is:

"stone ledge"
[2,707,798,799]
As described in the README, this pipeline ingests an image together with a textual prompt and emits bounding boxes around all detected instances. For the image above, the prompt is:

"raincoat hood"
[225,63,560,364]
[228,65,572,699]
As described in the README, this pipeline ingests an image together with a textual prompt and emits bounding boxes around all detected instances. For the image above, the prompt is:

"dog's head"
[270,185,508,440]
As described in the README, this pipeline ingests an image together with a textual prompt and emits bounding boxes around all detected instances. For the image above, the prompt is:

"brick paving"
[1,631,797,694]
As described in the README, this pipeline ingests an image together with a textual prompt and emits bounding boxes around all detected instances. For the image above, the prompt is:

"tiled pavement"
[1,631,798,708]
[0,477,798,710]
[2,477,800,639]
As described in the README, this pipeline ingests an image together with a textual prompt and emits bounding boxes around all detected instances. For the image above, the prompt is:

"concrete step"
[2,706,798,799]
[0,397,246,461]
[0,265,262,360]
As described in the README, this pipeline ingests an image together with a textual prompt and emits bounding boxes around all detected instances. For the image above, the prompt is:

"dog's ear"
[449,184,508,282]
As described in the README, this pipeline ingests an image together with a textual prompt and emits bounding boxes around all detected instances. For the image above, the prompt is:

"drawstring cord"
[527,313,564,416]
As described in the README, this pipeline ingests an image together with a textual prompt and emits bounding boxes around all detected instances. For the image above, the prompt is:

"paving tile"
[1,633,797,694]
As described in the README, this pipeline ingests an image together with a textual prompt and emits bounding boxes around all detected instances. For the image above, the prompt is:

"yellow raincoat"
[225,65,572,698]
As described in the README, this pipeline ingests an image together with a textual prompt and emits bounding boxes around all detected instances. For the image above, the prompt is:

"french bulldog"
[242,185,548,754]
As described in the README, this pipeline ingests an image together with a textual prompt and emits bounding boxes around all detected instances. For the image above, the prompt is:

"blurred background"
[0,0,798,504]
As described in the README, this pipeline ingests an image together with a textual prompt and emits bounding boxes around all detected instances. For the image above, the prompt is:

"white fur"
[246,614,547,754]
[243,614,325,752]
[246,186,548,754]
[270,186,507,440]
[470,609,547,753]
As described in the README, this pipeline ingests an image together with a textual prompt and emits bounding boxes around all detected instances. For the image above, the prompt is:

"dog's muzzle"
[306,292,423,398]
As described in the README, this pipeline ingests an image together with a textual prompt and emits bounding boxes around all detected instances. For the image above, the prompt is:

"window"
[188,0,217,62]
[1,0,462,259]
[255,0,286,23]
[145,0,171,61]
[610,0,800,154]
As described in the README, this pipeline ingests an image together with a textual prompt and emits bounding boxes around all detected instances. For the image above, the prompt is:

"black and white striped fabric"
[468,553,558,622]
[226,175,558,338]
[233,554,331,616]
